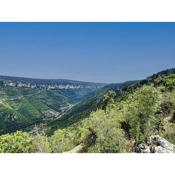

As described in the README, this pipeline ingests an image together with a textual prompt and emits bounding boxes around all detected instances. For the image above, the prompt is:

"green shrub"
[162,123,175,144]
[83,109,128,153]
[159,100,175,116]
[0,131,35,153]
[120,85,161,144]
[50,128,81,153]
[32,135,51,153]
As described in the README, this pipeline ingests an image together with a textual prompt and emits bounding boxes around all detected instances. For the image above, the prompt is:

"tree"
[121,85,161,145]
[83,109,128,153]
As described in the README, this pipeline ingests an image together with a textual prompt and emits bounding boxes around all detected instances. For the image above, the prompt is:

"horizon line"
[0,74,107,85]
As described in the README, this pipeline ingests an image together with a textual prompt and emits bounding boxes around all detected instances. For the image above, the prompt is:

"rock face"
[136,135,175,153]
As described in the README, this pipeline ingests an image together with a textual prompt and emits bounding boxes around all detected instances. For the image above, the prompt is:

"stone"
[136,135,175,153]
[136,143,151,153]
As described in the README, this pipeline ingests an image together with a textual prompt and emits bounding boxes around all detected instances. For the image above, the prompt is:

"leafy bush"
[120,85,161,144]
[83,109,128,153]
[154,74,175,91]
[0,131,35,153]
[50,128,82,153]
[159,100,175,116]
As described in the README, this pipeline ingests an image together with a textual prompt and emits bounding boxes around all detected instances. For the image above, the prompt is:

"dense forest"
[0,68,175,153]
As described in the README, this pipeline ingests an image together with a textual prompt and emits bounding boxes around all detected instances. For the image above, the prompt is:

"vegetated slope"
[47,68,175,153]
[0,86,68,134]
[0,77,104,135]
[0,68,175,153]
[47,80,138,134]
[0,75,105,105]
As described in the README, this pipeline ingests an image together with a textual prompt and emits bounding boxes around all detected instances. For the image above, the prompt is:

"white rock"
[136,135,175,153]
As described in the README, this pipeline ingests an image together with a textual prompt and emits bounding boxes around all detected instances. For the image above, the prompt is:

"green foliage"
[153,74,175,91]
[0,131,35,153]
[120,85,161,144]
[0,83,96,134]
[32,135,51,153]
[101,90,116,109]
[0,69,175,153]
[47,71,175,152]
[47,88,107,134]
[159,100,175,116]
[31,126,52,153]
[82,110,128,153]
[162,122,175,145]
[50,127,83,153]
[47,84,132,135]
[0,130,52,153]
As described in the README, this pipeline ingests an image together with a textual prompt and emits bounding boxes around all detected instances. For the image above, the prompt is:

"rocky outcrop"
[136,135,175,153]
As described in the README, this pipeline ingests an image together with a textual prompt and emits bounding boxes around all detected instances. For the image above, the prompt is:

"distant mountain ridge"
[0,75,106,89]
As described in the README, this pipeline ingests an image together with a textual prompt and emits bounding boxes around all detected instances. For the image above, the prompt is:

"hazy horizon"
[0,22,175,83]
[0,67,173,84]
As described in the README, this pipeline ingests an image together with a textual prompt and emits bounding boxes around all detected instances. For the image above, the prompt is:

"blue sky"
[0,22,175,83]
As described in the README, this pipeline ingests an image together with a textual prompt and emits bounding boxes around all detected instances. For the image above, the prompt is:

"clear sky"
[0,22,175,83]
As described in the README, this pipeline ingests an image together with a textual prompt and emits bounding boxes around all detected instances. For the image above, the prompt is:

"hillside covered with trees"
[0,68,175,153]
[0,77,104,135]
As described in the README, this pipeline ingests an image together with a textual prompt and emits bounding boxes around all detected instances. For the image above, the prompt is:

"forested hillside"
[47,80,138,134]
[45,68,175,153]
[0,68,175,153]
[0,77,103,135]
